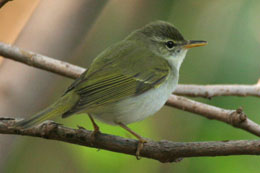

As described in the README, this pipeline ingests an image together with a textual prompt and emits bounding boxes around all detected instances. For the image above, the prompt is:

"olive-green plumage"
[63,41,171,116]
[16,92,79,128]
[16,20,207,129]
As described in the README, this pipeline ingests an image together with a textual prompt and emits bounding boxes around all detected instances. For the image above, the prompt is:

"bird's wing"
[62,41,171,117]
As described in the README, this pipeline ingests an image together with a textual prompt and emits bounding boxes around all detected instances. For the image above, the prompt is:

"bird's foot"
[136,138,147,160]
[90,125,101,144]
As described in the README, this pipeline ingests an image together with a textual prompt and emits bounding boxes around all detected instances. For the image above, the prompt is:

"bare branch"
[0,0,12,8]
[1,118,260,163]
[166,95,260,137]
[1,42,260,161]
[0,42,84,79]
[175,84,260,98]
[1,41,260,136]
[1,41,260,137]
[1,42,259,98]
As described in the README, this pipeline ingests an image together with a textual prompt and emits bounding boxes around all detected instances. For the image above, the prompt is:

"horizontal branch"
[166,95,260,137]
[1,42,260,161]
[175,84,260,98]
[0,42,84,79]
[1,42,259,98]
[1,41,260,138]
[1,118,260,163]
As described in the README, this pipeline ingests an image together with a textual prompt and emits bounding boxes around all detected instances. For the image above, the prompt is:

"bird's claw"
[90,128,101,144]
[136,139,147,160]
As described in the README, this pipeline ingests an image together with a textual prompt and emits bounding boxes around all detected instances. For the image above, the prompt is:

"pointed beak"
[184,40,207,48]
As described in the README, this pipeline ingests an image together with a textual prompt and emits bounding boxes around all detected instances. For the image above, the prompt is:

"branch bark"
[175,84,260,98]
[166,95,260,137]
[0,42,84,79]
[1,41,260,137]
[1,118,260,163]
[0,0,12,8]
[1,42,259,97]
[1,41,260,161]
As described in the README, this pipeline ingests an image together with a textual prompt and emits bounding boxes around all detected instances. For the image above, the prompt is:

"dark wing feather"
[63,70,88,95]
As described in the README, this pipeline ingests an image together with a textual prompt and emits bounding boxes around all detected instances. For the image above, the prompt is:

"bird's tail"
[15,92,79,129]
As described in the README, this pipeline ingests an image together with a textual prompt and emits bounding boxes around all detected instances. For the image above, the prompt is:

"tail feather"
[15,107,55,128]
[15,92,79,129]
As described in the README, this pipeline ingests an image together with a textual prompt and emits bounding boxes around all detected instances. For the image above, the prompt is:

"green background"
[4,0,260,172]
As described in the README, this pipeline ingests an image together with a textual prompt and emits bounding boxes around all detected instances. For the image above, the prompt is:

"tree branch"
[1,42,259,98]
[166,95,260,137]
[0,0,12,8]
[175,84,260,98]
[0,42,84,79]
[1,118,260,163]
[1,41,260,161]
[1,41,260,137]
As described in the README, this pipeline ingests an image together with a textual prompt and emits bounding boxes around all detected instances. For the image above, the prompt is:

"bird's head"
[127,21,207,69]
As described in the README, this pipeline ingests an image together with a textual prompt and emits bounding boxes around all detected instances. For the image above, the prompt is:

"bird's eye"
[165,41,175,49]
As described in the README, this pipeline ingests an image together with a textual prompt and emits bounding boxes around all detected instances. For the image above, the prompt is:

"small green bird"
[16,21,207,158]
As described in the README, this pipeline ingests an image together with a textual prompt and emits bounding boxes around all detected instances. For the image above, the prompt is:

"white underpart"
[92,50,187,125]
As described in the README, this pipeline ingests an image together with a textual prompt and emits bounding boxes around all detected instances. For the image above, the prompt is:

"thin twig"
[166,95,260,137]
[1,42,259,97]
[0,0,12,8]
[175,84,260,98]
[1,119,260,163]
[1,41,260,138]
[0,42,84,79]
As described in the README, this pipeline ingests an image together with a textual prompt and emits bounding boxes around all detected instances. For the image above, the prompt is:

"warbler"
[16,21,207,158]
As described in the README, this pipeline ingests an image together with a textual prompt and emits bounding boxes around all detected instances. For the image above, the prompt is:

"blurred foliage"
[3,0,260,172]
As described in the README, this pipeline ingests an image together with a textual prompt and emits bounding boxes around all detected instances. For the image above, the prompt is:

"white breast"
[92,74,178,125]
[91,51,187,125]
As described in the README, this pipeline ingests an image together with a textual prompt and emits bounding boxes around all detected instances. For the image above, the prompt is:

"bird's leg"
[88,114,101,142]
[118,122,147,160]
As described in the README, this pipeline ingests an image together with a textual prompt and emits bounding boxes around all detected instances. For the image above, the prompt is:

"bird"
[15,21,207,159]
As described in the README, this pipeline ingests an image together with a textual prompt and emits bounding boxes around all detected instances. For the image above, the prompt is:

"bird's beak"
[184,40,207,48]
